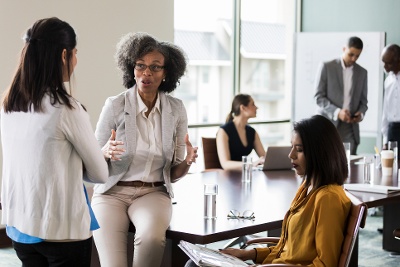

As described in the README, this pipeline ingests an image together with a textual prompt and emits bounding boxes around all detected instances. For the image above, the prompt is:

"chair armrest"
[246,238,306,266]
[246,237,280,246]
[258,264,304,267]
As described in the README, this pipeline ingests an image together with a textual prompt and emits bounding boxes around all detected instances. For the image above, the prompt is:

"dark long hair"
[225,94,251,123]
[115,32,187,93]
[2,17,77,113]
[293,115,348,188]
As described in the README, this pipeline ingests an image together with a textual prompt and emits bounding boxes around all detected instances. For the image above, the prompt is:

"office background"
[0,0,399,177]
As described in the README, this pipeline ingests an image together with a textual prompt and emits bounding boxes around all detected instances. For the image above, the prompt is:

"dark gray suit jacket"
[314,58,368,144]
[93,86,188,197]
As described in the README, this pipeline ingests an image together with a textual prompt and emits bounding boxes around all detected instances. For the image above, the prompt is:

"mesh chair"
[244,190,367,267]
[201,137,222,170]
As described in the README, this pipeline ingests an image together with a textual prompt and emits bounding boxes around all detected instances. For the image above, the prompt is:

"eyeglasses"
[134,63,165,72]
[227,209,255,220]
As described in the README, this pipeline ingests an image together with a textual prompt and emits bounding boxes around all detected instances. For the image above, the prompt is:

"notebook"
[344,183,400,195]
[178,240,247,267]
[261,145,292,170]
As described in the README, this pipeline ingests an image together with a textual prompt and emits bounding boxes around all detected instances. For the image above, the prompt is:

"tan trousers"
[91,185,172,267]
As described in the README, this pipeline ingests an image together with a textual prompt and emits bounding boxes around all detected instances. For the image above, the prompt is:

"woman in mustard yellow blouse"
[185,115,351,267]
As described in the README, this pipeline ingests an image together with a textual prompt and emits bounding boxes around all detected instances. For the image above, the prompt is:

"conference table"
[344,160,400,253]
[164,169,301,266]
[163,161,400,267]
[164,169,302,266]
[2,160,400,266]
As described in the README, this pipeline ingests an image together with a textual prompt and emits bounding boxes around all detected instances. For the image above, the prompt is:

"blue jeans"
[12,237,92,267]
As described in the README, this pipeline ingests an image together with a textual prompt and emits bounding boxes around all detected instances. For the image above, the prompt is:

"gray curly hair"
[115,32,187,93]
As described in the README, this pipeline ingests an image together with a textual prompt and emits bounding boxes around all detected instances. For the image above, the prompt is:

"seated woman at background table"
[186,115,351,266]
[216,94,265,170]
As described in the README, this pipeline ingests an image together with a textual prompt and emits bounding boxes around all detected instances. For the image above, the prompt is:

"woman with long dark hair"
[1,17,108,266]
[186,115,351,266]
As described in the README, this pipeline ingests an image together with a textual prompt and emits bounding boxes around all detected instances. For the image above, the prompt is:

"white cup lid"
[381,150,394,158]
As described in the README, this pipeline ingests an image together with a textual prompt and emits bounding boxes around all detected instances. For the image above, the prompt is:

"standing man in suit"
[315,36,368,155]
[381,44,400,149]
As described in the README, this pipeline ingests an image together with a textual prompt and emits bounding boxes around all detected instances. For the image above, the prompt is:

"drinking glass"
[242,156,252,183]
[204,184,218,219]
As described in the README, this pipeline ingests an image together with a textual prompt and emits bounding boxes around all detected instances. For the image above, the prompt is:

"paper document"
[344,183,400,194]
[350,155,365,162]
[178,240,248,267]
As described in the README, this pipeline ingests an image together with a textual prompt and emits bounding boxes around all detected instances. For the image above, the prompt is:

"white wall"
[0,0,174,222]
[0,0,174,126]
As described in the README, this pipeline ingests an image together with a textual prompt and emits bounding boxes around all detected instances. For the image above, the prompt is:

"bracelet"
[253,248,258,262]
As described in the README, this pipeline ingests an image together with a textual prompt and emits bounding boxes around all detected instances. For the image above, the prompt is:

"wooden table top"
[345,160,400,208]
[166,161,400,244]
[166,169,302,244]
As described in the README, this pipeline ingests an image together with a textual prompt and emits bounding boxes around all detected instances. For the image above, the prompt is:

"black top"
[220,121,256,161]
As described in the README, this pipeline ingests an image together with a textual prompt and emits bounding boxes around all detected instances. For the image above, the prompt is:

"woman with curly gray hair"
[91,32,198,267]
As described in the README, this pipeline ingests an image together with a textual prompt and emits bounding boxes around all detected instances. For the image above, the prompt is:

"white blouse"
[1,95,108,240]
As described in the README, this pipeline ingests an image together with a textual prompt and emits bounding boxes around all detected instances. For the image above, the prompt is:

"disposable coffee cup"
[381,150,394,176]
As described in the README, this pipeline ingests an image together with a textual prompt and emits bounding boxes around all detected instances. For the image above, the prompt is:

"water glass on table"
[362,156,373,184]
[242,156,252,183]
[343,142,351,167]
[204,184,218,219]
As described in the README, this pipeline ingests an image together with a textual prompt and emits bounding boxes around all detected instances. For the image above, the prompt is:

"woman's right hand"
[101,129,125,161]
[253,156,265,167]
[219,248,255,261]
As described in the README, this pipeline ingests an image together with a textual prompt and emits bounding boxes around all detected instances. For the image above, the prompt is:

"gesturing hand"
[184,133,198,165]
[102,129,125,161]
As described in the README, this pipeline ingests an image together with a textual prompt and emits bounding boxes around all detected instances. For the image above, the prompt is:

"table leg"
[162,239,189,267]
[383,203,400,252]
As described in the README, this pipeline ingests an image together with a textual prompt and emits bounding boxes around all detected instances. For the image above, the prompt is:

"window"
[174,0,295,172]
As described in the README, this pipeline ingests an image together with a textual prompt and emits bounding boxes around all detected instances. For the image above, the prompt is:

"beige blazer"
[93,86,188,197]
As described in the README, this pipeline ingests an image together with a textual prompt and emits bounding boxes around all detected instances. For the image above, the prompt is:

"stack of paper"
[178,240,248,267]
[344,183,400,194]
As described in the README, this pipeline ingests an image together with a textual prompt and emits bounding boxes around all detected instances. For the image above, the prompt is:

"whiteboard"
[292,32,385,145]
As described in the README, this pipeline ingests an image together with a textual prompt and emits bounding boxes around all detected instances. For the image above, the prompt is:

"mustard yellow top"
[255,183,351,267]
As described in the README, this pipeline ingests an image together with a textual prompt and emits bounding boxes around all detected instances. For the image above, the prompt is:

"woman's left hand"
[184,133,198,166]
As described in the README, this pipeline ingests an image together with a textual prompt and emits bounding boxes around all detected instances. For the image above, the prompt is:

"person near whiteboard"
[381,44,400,149]
[314,36,368,155]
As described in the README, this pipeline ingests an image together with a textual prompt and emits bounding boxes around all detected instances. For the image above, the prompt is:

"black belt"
[116,181,164,187]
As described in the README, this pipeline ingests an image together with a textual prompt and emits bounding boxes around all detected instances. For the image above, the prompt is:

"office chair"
[393,228,400,240]
[201,137,222,170]
[243,190,367,267]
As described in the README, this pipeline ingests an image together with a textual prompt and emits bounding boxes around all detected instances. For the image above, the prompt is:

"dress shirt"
[382,71,400,143]
[341,57,353,111]
[121,90,164,182]
[333,58,354,120]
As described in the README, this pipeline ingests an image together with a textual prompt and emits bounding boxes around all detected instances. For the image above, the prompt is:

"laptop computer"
[260,145,292,170]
